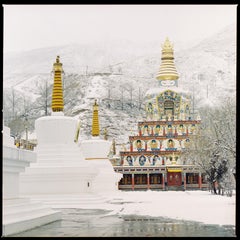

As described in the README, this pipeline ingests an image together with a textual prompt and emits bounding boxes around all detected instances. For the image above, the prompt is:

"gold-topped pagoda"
[156,37,179,81]
[51,56,64,112]
[111,38,207,192]
[92,99,100,136]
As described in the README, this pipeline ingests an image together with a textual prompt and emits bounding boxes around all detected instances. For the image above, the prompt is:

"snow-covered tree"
[184,95,236,195]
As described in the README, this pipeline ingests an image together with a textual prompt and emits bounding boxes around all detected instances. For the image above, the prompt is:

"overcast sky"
[3,4,237,53]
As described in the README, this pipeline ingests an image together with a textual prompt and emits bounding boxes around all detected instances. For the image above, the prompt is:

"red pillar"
[162,173,165,190]
[163,126,166,136]
[186,126,189,136]
[145,141,147,151]
[139,127,142,136]
[131,173,135,191]
[147,173,150,190]
[130,142,133,152]
[198,173,202,189]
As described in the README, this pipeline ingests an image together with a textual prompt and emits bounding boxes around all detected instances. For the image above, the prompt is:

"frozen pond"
[9,208,235,237]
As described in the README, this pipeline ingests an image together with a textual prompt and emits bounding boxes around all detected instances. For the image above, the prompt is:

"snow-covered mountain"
[3,23,236,143]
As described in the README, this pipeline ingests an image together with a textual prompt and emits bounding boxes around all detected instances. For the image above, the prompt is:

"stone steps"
[24,194,110,208]
[2,198,61,236]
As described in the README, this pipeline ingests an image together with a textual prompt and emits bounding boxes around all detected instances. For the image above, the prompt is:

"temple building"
[112,38,208,191]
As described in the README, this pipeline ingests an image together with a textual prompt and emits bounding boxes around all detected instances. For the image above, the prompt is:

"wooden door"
[167,172,182,186]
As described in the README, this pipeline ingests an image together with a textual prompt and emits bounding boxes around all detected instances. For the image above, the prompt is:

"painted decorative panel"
[133,139,145,151]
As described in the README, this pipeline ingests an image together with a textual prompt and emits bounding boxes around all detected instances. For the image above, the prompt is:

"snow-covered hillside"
[3,23,236,143]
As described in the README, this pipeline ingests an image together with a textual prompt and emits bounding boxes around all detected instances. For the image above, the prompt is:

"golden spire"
[92,99,100,137]
[156,37,179,81]
[52,56,64,112]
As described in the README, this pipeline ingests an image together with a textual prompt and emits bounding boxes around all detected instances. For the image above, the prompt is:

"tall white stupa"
[19,56,121,207]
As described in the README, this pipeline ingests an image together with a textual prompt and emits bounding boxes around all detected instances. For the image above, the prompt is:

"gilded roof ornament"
[156,37,179,81]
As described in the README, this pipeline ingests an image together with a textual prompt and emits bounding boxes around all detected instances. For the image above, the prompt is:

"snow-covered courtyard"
[103,190,236,226]
[9,190,236,237]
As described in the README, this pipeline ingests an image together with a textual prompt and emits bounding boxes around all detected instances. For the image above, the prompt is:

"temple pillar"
[163,126,166,136]
[130,142,133,152]
[198,172,202,189]
[183,172,186,190]
[147,173,150,189]
[139,127,142,136]
[131,173,135,191]
[123,175,126,185]
[162,156,165,165]
[162,173,165,190]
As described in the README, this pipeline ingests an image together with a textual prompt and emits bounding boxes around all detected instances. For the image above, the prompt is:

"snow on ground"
[100,190,236,226]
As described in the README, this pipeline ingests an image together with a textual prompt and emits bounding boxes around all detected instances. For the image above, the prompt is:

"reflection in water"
[9,209,235,237]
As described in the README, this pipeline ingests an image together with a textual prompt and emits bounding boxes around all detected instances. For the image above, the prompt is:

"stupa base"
[2,198,61,236]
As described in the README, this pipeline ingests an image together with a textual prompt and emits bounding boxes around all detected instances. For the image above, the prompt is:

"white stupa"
[79,99,122,194]
[19,56,121,208]
[2,125,61,236]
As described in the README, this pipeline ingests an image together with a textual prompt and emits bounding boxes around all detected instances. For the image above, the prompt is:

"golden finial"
[92,99,100,136]
[156,38,179,81]
[161,37,172,49]
[52,56,64,112]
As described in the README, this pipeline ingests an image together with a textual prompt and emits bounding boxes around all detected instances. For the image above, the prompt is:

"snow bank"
[102,190,235,226]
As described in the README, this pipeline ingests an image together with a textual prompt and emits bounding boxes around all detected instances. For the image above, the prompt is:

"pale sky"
[3,4,237,53]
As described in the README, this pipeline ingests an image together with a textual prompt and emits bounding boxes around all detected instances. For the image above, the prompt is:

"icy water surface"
[9,208,235,237]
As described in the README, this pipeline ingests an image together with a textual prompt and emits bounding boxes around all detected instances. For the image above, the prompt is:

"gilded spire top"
[53,55,63,72]
[156,38,179,81]
[162,37,173,50]
[93,99,99,111]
